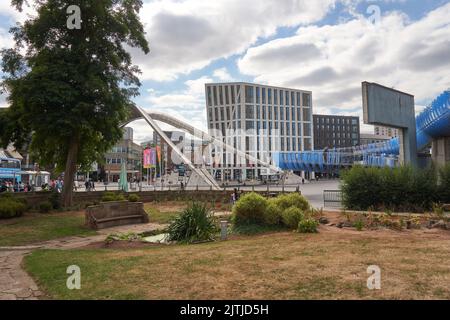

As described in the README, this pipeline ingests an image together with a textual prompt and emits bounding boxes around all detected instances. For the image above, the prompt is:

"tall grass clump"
[167,202,217,243]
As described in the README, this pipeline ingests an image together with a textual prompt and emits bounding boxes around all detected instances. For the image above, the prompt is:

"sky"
[0,0,449,143]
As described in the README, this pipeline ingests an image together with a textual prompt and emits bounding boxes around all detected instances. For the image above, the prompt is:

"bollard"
[220,220,228,241]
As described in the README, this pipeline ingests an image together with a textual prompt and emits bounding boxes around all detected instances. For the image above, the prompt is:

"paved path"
[0,251,43,300]
[0,222,163,300]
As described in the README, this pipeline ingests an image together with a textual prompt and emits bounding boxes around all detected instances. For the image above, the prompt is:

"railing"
[323,190,342,208]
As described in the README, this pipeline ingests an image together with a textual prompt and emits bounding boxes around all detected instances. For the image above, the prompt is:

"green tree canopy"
[0,0,149,206]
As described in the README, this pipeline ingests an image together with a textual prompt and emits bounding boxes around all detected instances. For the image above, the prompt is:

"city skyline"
[0,0,449,143]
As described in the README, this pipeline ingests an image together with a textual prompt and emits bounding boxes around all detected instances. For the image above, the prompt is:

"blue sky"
[1,0,449,142]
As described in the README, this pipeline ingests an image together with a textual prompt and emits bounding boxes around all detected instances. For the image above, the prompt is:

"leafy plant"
[101,192,126,202]
[263,199,283,226]
[273,193,310,211]
[432,203,445,219]
[298,219,319,233]
[0,196,27,219]
[281,206,304,229]
[353,219,364,231]
[342,165,439,212]
[38,201,53,214]
[128,194,140,203]
[167,202,217,244]
[232,193,267,226]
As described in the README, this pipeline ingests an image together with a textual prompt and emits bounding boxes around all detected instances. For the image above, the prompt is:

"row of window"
[214,137,313,155]
[208,105,312,122]
[316,139,359,147]
[314,125,359,134]
[206,85,311,108]
[106,158,140,166]
[314,117,358,126]
[209,121,312,137]
[0,159,20,169]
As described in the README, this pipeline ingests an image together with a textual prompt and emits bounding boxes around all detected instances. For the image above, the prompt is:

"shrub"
[39,201,53,213]
[263,199,283,226]
[0,198,27,219]
[167,202,217,243]
[49,191,61,210]
[353,219,364,231]
[128,194,140,202]
[342,165,439,212]
[438,163,450,202]
[101,192,126,202]
[298,219,319,233]
[274,193,310,211]
[232,192,267,226]
[281,206,304,229]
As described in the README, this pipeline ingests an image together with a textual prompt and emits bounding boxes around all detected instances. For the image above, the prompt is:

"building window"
[219,86,224,105]
[302,93,311,107]
[245,85,254,104]
[303,108,311,122]
[304,138,312,151]
[280,90,284,105]
[303,123,311,136]
[225,86,229,105]
[268,89,272,105]
[245,105,254,119]
[256,87,260,104]
[213,86,218,106]
[207,87,212,106]
[274,89,278,105]
[285,91,290,106]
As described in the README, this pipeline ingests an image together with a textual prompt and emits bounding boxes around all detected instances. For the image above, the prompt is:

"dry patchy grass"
[25,225,450,300]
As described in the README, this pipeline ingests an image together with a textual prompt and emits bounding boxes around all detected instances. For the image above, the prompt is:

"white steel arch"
[125,106,282,189]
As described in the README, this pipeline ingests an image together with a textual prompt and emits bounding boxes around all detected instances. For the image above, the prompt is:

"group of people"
[0,180,33,193]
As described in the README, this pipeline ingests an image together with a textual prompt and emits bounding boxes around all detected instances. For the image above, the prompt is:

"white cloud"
[238,3,450,133]
[212,67,234,82]
[135,0,337,81]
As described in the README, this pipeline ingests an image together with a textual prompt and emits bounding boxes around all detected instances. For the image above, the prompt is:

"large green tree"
[0,0,149,206]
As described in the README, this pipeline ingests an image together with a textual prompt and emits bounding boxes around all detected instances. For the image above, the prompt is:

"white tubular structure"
[127,106,282,189]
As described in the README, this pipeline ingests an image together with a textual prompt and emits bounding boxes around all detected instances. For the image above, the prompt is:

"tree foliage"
[0,0,149,205]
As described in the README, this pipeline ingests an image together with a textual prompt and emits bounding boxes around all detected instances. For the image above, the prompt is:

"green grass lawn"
[0,212,97,247]
[144,205,181,224]
[24,229,450,300]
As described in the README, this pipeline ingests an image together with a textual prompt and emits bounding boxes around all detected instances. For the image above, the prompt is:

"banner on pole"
[143,148,156,169]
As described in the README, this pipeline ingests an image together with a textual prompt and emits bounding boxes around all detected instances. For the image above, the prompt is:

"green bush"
[101,192,126,202]
[232,192,268,226]
[263,199,283,226]
[128,194,140,202]
[281,206,304,229]
[298,219,319,233]
[273,193,310,211]
[342,165,439,212]
[439,163,450,203]
[49,192,61,210]
[0,197,27,219]
[39,201,53,213]
[167,202,217,243]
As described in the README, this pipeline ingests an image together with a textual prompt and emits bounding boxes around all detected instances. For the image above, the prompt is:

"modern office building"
[205,82,313,181]
[103,127,143,182]
[374,125,399,138]
[313,115,360,150]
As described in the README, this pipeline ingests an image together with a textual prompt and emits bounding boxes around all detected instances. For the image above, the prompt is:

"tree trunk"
[62,133,80,208]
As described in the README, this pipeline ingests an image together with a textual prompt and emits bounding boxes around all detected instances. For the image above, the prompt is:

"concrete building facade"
[205,82,313,181]
[313,115,360,150]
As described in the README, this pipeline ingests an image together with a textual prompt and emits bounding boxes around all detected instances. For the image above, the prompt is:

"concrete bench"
[85,201,149,230]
